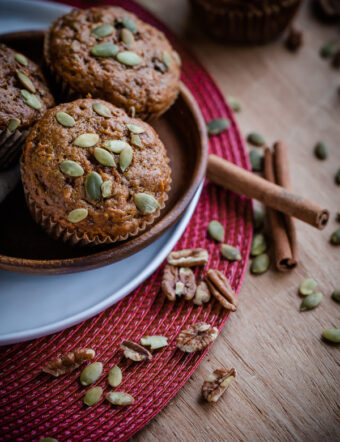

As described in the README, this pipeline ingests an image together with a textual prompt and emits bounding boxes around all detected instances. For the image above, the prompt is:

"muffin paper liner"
[0,126,29,170]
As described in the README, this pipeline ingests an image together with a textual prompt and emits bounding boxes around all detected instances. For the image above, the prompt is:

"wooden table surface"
[132,1,340,441]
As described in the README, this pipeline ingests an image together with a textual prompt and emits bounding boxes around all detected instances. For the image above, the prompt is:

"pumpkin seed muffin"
[0,44,54,170]
[20,98,171,246]
[44,6,181,120]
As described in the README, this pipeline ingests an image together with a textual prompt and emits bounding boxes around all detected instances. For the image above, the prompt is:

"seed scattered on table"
[208,220,224,242]
[299,278,317,295]
[322,329,340,344]
[330,228,340,245]
[108,366,123,387]
[300,292,323,311]
[331,289,340,302]
[141,335,168,350]
[251,253,270,274]
[314,141,328,160]
[106,391,135,406]
[206,118,230,136]
[84,386,103,406]
[79,362,103,386]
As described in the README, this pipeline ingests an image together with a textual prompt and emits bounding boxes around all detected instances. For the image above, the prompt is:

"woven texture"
[0,1,252,440]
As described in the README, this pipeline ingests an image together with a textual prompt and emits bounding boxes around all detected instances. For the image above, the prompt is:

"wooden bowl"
[0,30,208,275]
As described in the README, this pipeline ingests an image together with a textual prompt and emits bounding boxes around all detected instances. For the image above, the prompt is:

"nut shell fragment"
[42,348,95,377]
[206,269,238,311]
[167,248,209,267]
[202,368,236,403]
[162,264,196,301]
[121,340,152,361]
[176,322,218,353]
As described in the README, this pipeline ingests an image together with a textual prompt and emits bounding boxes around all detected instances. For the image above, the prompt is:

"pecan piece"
[176,322,218,353]
[167,248,209,267]
[285,27,303,52]
[42,348,95,377]
[162,264,196,301]
[202,368,236,403]
[193,280,211,305]
[121,340,152,362]
[206,269,238,311]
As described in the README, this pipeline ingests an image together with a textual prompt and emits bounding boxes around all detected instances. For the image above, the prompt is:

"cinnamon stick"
[207,154,329,229]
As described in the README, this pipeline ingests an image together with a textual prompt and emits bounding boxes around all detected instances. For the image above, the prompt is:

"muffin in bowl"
[20,98,171,246]
[44,6,181,120]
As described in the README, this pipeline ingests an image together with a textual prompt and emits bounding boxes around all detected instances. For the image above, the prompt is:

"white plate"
[0,0,203,345]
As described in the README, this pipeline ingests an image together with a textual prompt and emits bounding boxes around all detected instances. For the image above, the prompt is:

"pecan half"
[176,322,218,353]
[193,280,211,305]
[206,269,238,311]
[162,264,196,301]
[167,248,209,267]
[202,368,236,403]
[121,340,152,362]
[42,348,95,377]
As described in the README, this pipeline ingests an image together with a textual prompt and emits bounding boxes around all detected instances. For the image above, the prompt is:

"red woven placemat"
[0,1,252,440]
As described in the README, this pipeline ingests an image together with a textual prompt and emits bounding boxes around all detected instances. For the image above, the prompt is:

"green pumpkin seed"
[221,244,241,261]
[116,51,141,66]
[84,386,103,406]
[162,51,172,69]
[300,292,323,311]
[299,278,317,296]
[92,102,111,117]
[127,123,144,134]
[330,229,340,245]
[227,96,242,112]
[74,133,99,148]
[56,111,75,127]
[331,289,340,302]
[141,335,168,350]
[16,70,35,93]
[130,134,142,147]
[208,220,224,242]
[134,193,160,214]
[247,132,266,147]
[335,169,340,185]
[39,438,58,442]
[314,142,328,160]
[59,160,84,177]
[206,118,230,136]
[7,118,20,132]
[122,17,137,33]
[119,144,133,171]
[121,28,134,47]
[106,391,135,406]
[249,149,263,172]
[21,89,41,110]
[322,329,340,343]
[251,253,270,274]
[91,24,114,38]
[253,207,265,230]
[101,180,113,198]
[14,53,27,66]
[67,208,88,223]
[172,50,181,66]
[94,147,115,167]
[251,233,267,256]
[108,366,122,387]
[91,42,118,57]
[103,139,130,153]
[320,41,337,58]
[85,172,103,201]
[80,362,103,386]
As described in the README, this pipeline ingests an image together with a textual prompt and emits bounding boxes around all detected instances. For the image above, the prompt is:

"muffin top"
[0,44,54,131]
[21,98,171,242]
[44,6,181,119]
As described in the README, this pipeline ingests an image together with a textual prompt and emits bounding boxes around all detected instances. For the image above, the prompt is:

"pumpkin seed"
[80,362,103,386]
[162,51,172,69]
[91,42,118,57]
[16,70,36,93]
[101,180,113,198]
[134,193,160,214]
[320,41,337,58]
[330,228,340,245]
[172,50,181,66]
[251,253,270,274]
[221,244,241,261]
[121,28,134,47]
[247,132,266,147]
[227,96,242,112]
[314,141,328,160]
[108,366,122,387]
[119,144,133,171]
[126,123,144,134]
[206,118,230,136]
[84,386,103,406]
[122,17,137,33]
[106,391,134,406]
[56,111,75,127]
[59,160,84,177]
[21,89,41,110]
[250,233,267,256]
[67,208,88,223]
[91,24,114,38]
[208,220,224,242]
[92,102,111,117]
[331,289,340,302]
[335,169,340,185]
[322,329,340,343]
[249,149,263,171]
[74,133,99,148]
[7,118,20,132]
[130,134,142,147]
[300,292,323,311]
[85,172,103,201]
[299,278,317,296]
[253,207,265,230]
[140,335,168,350]
[103,139,130,153]
[116,51,141,66]
[94,147,115,167]
[14,53,27,66]
[39,438,58,442]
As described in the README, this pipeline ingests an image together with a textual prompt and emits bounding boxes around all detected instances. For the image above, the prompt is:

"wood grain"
[132,1,340,440]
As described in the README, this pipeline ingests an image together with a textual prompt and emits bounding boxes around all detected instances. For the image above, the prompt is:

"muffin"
[190,0,302,44]
[20,98,171,246]
[0,44,54,170]
[44,6,181,120]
